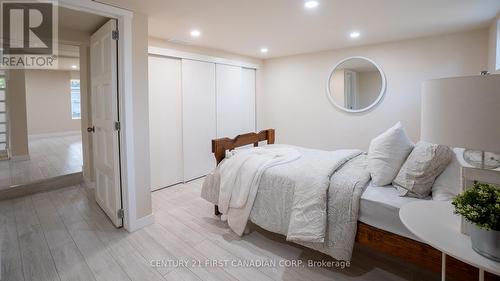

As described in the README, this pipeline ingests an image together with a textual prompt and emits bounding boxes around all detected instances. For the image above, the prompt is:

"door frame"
[59,0,147,232]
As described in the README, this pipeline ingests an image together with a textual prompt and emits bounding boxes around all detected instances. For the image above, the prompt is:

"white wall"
[259,29,488,151]
[148,37,262,66]
[132,13,153,219]
[25,70,81,136]
[6,70,29,157]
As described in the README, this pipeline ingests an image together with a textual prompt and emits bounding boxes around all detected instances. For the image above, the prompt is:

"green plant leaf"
[452,182,499,231]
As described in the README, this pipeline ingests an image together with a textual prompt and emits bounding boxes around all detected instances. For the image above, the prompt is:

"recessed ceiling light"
[260,48,269,54]
[304,1,319,9]
[349,31,361,39]
[190,30,201,37]
[71,65,77,69]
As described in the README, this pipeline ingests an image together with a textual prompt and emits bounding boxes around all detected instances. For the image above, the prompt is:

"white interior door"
[182,59,216,181]
[148,56,183,190]
[90,20,122,227]
[216,64,256,137]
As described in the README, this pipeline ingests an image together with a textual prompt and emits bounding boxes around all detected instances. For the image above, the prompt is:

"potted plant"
[452,182,500,261]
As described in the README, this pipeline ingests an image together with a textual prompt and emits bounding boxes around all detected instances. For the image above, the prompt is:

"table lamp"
[421,74,500,261]
[421,74,500,156]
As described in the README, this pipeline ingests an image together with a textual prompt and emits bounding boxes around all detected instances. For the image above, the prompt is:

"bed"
[201,129,495,281]
[359,181,426,241]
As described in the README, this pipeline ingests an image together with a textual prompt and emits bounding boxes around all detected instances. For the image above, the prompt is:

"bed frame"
[211,129,497,281]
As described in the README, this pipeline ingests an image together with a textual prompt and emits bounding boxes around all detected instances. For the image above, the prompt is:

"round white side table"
[399,201,500,281]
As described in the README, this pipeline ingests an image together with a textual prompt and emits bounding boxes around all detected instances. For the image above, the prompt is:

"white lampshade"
[421,75,500,154]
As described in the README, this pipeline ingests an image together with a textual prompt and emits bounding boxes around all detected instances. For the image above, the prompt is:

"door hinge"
[114,121,120,131]
[112,30,119,40]
[118,208,124,219]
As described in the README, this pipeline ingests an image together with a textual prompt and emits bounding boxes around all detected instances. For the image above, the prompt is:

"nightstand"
[399,201,500,281]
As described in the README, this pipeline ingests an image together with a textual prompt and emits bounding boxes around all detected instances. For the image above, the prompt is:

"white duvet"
[204,144,362,243]
[216,146,301,235]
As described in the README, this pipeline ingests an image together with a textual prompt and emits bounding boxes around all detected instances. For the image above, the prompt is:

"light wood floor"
[0,134,82,189]
[0,179,439,281]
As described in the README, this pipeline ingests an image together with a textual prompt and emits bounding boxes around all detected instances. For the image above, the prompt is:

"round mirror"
[326,56,386,113]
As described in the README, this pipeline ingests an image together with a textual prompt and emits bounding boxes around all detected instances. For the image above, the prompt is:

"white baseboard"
[127,213,154,232]
[10,154,30,161]
[29,130,81,140]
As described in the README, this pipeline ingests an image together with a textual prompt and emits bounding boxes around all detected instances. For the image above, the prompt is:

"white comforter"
[203,144,362,243]
[215,146,301,235]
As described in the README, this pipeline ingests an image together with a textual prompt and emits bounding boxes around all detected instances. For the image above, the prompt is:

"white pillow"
[368,122,414,186]
[393,141,453,198]
[431,148,469,201]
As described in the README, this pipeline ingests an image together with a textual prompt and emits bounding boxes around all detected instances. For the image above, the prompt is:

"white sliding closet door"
[242,68,256,132]
[182,59,217,181]
[148,56,183,191]
[216,64,256,137]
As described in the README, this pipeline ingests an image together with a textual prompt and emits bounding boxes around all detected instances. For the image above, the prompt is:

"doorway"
[0,45,84,188]
[0,5,123,227]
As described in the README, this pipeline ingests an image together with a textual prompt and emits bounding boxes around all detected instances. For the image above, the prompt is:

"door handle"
[87,126,95,133]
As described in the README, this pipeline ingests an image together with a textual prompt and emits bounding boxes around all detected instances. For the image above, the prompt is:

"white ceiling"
[59,7,109,34]
[103,0,500,58]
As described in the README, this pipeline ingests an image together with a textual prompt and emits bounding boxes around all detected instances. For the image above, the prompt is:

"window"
[0,77,5,89]
[70,79,81,119]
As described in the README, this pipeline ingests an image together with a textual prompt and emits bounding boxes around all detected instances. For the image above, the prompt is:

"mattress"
[359,181,430,241]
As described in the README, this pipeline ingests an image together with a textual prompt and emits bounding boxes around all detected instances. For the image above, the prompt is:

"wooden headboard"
[211,129,275,164]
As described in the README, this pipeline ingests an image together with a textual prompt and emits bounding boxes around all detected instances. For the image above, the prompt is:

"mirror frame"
[326,56,387,113]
